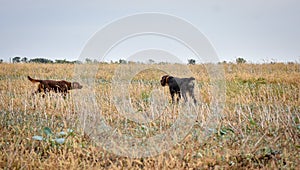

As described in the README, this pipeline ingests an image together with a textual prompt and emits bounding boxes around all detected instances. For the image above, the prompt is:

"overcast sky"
[1,0,300,63]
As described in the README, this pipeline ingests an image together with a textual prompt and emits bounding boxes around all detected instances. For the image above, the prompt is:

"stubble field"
[0,63,299,169]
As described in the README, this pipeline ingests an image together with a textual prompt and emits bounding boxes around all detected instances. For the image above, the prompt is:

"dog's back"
[182,77,195,82]
[173,77,195,87]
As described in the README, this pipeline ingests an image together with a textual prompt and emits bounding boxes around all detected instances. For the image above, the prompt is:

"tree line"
[0,56,250,64]
[10,57,80,64]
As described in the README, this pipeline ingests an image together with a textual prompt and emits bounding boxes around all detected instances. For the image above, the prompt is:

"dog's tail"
[28,76,42,83]
[189,77,195,81]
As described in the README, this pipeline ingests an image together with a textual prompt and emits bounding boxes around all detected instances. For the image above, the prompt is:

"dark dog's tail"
[28,76,42,83]
[189,77,195,81]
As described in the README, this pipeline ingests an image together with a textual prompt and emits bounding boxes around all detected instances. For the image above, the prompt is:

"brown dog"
[161,75,196,104]
[28,76,83,96]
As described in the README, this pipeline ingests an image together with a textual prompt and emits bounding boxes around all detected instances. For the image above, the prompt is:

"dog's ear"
[160,75,169,86]
[166,76,174,83]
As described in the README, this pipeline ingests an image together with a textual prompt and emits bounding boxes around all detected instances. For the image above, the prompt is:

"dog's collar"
[165,75,170,84]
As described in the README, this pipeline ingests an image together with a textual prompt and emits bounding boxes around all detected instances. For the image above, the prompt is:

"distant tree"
[128,61,137,64]
[0,59,3,63]
[29,58,53,63]
[236,57,246,64]
[12,56,21,63]
[99,61,108,64]
[55,59,64,63]
[158,61,169,65]
[21,57,28,63]
[85,58,93,63]
[119,59,127,64]
[218,60,228,64]
[72,60,82,64]
[148,59,155,64]
[83,58,100,64]
[55,59,73,64]
[188,59,196,65]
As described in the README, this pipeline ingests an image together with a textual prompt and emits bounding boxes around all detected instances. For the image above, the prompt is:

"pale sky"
[1,0,300,63]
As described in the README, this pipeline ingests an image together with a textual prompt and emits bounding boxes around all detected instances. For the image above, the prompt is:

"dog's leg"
[171,91,175,103]
[37,84,43,93]
[42,84,51,98]
[62,89,69,99]
[188,88,197,104]
[182,92,188,102]
[177,92,181,103]
[192,94,197,104]
[31,84,42,96]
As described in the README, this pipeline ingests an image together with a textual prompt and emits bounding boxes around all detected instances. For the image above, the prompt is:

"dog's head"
[161,75,171,86]
[71,82,83,89]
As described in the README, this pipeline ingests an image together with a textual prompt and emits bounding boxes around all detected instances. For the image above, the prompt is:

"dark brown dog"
[28,76,82,96]
[161,75,196,104]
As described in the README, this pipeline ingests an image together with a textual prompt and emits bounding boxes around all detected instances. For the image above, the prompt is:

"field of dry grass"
[0,63,299,169]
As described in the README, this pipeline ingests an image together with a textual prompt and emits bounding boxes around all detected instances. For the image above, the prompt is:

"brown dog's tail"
[28,76,42,83]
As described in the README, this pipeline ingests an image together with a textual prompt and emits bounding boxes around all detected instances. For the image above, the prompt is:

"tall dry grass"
[0,63,299,169]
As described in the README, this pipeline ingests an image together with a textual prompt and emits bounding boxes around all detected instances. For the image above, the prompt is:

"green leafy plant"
[32,127,74,145]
